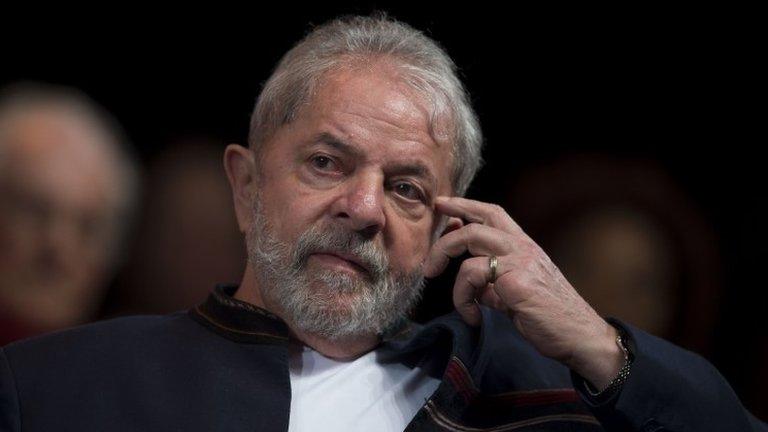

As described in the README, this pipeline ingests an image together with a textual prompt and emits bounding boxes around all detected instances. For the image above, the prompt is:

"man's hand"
[424,196,625,390]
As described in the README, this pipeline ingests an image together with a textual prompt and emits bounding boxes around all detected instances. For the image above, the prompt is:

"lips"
[311,251,371,275]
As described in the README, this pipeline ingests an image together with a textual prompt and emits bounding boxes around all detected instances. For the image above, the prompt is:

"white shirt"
[287,343,441,431]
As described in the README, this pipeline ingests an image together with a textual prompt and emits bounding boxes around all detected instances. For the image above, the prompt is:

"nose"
[36,213,83,276]
[38,211,103,273]
[330,172,386,238]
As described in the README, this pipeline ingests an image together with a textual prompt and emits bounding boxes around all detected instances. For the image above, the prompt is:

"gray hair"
[248,14,483,196]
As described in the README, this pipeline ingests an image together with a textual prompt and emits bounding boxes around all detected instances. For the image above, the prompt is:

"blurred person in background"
[0,83,138,344]
[100,139,245,317]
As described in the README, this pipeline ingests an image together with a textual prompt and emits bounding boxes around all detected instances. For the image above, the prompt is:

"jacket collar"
[189,284,479,362]
[189,284,291,344]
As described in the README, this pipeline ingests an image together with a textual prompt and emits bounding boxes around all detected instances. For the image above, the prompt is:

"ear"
[442,217,464,236]
[223,144,257,233]
[432,215,464,243]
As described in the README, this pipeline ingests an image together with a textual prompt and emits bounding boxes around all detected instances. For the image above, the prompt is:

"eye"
[309,154,339,172]
[392,182,426,202]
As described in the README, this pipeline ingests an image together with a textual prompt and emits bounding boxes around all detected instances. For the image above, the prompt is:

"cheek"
[387,218,433,272]
[0,223,36,260]
[261,183,329,239]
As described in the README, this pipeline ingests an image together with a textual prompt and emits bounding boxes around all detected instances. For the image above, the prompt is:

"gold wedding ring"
[488,255,498,284]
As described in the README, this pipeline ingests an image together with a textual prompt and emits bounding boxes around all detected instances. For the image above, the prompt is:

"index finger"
[435,196,522,233]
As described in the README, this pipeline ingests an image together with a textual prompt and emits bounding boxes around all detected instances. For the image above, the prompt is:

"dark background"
[2,4,764,416]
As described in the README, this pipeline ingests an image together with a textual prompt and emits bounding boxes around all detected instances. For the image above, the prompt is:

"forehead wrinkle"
[313,67,438,141]
[312,132,364,159]
[334,109,441,159]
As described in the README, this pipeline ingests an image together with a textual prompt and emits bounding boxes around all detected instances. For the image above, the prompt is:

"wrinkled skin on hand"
[424,196,624,389]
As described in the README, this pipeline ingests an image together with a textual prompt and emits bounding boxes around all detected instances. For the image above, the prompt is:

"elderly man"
[0,84,137,345]
[0,16,764,432]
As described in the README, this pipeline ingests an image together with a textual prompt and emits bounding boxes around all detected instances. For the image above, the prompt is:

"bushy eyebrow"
[310,132,438,188]
[312,132,363,159]
[388,162,437,189]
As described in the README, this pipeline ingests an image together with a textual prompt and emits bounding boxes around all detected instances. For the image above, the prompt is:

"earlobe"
[443,217,464,236]
[431,215,464,243]
[223,144,257,232]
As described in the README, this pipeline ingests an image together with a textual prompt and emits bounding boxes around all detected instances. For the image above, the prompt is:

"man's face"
[246,64,454,339]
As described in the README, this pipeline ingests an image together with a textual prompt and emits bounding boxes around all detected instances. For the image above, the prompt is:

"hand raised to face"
[424,196,625,390]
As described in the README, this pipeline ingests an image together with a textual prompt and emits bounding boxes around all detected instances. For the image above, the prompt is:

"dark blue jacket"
[1,285,765,431]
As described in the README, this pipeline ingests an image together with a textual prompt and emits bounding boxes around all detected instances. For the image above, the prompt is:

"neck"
[234,265,380,359]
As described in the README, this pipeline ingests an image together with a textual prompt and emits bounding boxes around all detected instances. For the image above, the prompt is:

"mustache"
[292,223,389,281]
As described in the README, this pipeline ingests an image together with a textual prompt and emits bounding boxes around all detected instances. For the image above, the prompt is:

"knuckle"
[463,223,481,245]
[460,259,483,279]
[487,204,510,227]
[490,204,507,216]
[496,270,518,287]
[458,258,474,273]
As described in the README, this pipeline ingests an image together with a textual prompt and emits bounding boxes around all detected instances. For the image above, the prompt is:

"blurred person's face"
[237,65,455,339]
[550,208,676,337]
[0,109,118,329]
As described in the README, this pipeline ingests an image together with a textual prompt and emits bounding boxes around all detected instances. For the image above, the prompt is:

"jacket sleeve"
[571,320,767,431]
[0,348,21,432]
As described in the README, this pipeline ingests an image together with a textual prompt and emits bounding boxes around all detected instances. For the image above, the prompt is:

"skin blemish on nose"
[363,194,376,208]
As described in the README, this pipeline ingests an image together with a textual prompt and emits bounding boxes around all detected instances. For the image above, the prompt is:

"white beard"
[246,194,425,341]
